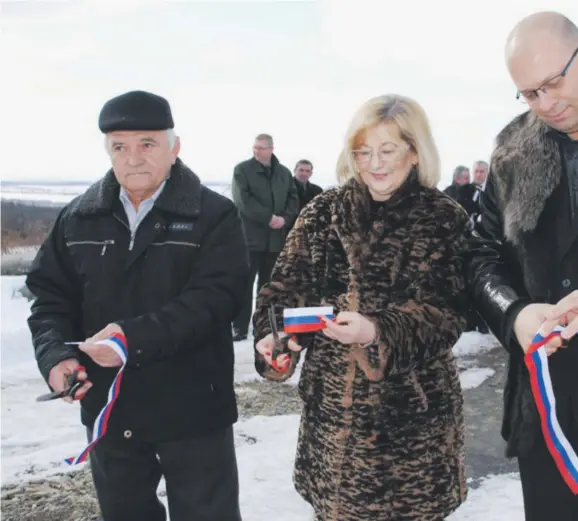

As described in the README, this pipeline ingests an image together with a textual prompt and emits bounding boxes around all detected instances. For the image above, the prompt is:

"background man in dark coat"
[289,159,323,230]
[231,133,298,341]
[445,163,489,333]
[470,159,489,223]
[467,12,578,521]
[26,90,249,521]
[472,160,489,190]
[443,165,479,217]
[293,159,323,211]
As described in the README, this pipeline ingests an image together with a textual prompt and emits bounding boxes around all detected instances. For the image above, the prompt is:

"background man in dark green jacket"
[231,133,299,341]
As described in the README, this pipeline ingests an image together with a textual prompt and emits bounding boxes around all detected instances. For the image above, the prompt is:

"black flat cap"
[98,90,174,133]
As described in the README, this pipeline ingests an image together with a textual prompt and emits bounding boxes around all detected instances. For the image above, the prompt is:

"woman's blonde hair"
[336,94,441,188]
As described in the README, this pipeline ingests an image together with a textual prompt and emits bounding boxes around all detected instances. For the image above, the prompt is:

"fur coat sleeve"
[252,206,320,382]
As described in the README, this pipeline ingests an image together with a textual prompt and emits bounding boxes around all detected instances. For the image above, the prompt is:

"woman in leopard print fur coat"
[253,94,470,521]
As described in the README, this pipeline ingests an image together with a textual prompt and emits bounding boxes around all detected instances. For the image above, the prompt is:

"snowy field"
[1,183,93,205]
[0,180,233,206]
[0,275,525,520]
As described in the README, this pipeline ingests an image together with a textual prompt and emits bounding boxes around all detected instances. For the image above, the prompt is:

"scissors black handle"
[35,367,85,402]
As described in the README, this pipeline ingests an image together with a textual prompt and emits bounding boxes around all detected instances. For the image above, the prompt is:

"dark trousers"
[517,392,578,521]
[88,426,242,521]
[233,250,279,335]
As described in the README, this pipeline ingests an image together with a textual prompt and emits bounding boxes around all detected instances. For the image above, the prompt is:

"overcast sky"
[1,0,577,188]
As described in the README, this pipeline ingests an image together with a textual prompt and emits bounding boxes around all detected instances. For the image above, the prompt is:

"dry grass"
[1,201,61,253]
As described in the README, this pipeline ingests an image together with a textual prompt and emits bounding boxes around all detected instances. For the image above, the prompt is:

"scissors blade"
[36,390,67,402]
[268,305,280,342]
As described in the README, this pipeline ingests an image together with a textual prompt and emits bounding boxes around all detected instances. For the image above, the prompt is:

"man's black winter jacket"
[26,159,250,444]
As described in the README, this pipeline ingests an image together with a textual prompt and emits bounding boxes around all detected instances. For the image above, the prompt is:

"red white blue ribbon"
[525,325,578,494]
[65,333,128,465]
[283,306,334,334]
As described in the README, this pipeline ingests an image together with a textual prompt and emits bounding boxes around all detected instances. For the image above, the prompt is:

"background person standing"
[231,133,298,341]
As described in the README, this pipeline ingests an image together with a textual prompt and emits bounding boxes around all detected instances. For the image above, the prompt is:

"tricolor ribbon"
[283,306,334,334]
[65,333,128,465]
[524,325,578,494]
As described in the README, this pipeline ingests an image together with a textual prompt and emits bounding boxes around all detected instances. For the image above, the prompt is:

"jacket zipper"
[66,239,115,256]
[113,213,136,251]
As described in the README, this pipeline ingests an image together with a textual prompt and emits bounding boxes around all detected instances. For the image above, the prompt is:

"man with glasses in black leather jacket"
[467,11,578,521]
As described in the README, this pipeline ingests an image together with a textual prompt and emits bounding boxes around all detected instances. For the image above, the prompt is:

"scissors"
[36,366,86,402]
[268,305,292,373]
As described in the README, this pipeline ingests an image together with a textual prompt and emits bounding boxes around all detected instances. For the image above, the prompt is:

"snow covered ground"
[0,275,525,519]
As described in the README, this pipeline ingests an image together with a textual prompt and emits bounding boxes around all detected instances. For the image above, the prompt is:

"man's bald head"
[506,11,578,58]
[505,11,578,139]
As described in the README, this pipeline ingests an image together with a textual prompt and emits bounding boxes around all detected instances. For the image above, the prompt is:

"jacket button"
[136,349,142,355]
[124,430,132,439]
[562,278,571,288]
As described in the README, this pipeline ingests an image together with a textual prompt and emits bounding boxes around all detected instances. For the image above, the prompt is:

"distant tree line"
[1,201,62,253]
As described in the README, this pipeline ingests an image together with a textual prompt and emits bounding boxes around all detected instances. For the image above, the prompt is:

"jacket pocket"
[66,239,115,256]
[297,350,323,409]
[379,371,429,420]
[377,360,456,429]
[150,240,200,248]
[145,240,201,290]
[66,239,116,295]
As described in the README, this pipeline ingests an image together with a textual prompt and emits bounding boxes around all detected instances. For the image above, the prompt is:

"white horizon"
[1,1,577,189]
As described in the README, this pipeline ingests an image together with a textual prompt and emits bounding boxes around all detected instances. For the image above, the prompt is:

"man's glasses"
[516,46,578,104]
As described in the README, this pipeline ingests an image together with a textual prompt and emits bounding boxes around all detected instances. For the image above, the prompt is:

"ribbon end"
[62,335,128,467]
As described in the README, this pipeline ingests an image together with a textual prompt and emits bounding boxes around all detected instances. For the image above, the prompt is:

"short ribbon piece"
[283,306,333,334]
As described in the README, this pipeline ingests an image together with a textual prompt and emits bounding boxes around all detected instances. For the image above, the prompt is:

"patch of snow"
[453,331,500,357]
[460,367,496,390]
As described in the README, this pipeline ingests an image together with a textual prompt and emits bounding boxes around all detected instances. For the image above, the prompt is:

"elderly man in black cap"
[26,90,249,521]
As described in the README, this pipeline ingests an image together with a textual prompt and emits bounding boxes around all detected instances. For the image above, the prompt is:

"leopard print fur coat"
[253,173,470,521]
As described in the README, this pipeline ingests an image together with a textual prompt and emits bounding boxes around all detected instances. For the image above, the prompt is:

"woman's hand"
[255,332,303,371]
[320,312,376,345]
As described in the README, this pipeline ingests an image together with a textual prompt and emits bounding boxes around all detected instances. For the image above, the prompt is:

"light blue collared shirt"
[119,180,167,246]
